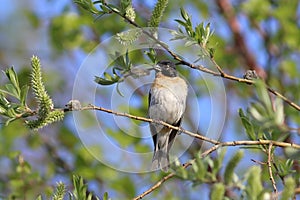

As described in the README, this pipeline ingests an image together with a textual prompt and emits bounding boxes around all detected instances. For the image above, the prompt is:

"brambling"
[148,60,188,171]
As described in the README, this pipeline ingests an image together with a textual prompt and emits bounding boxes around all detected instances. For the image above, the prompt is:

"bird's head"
[153,60,178,77]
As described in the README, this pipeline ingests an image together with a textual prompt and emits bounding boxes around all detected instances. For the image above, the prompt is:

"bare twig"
[79,104,220,145]
[101,2,300,112]
[132,172,175,200]
[267,143,278,198]
[78,104,300,151]
[250,159,267,165]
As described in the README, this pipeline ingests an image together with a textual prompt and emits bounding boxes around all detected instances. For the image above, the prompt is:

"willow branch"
[267,143,278,199]
[77,104,300,150]
[102,3,300,112]
[79,104,219,145]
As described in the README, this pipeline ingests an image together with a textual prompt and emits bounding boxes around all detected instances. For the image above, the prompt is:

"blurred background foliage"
[0,0,299,199]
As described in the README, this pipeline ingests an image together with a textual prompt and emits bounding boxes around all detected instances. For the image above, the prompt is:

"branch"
[102,3,300,112]
[68,104,300,149]
[267,143,278,198]
[77,105,300,151]
[79,104,220,145]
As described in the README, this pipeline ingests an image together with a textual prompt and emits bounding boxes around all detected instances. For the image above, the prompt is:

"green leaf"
[35,195,42,200]
[73,175,88,200]
[0,93,10,106]
[274,98,284,125]
[280,177,295,200]
[103,192,109,200]
[255,80,272,114]
[210,183,225,200]
[208,47,215,58]
[5,83,19,98]
[6,107,17,118]
[191,152,207,181]
[20,85,29,106]
[116,83,124,97]
[175,164,188,180]
[212,148,226,178]
[145,48,157,63]
[245,166,264,200]
[174,8,213,49]
[0,105,7,114]
[180,7,189,21]
[248,102,266,122]
[104,72,112,79]
[0,88,15,97]
[239,109,256,140]
[94,76,120,85]
[277,159,295,177]
[5,116,18,126]
[4,67,21,97]
[174,19,187,27]
[224,150,243,184]
[74,0,100,14]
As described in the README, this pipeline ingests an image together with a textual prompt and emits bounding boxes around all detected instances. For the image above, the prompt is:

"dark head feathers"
[155,60,177,77]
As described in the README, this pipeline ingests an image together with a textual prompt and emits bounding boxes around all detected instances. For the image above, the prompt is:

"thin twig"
[102,2,300,112]
[267,143,278,198]
[132,172,175,200]
[78,105,300,150]
[251,159,266,165]
[80,104,220,145]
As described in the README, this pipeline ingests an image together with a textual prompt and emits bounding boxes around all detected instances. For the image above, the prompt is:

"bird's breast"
[149,75,188,124]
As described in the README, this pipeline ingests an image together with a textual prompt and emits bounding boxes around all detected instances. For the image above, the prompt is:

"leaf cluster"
[171,8,215,57]
[94,50,153,92]
[239,80,288,142]
[36,175,109,200]
[0,68,29,125]
[0,56,64,129]
[172,149,279,199]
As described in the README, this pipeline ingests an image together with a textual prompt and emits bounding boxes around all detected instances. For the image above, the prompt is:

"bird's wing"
[167,118,182,153]
[148,89,157,151]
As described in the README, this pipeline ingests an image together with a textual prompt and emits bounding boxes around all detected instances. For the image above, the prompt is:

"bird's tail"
[151,150,169,172]
[151,142,169,172]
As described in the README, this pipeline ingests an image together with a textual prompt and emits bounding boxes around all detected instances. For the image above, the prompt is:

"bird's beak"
[153,64,161,72]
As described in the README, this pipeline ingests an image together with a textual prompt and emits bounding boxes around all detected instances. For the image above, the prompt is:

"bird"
[148,60,188,171]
